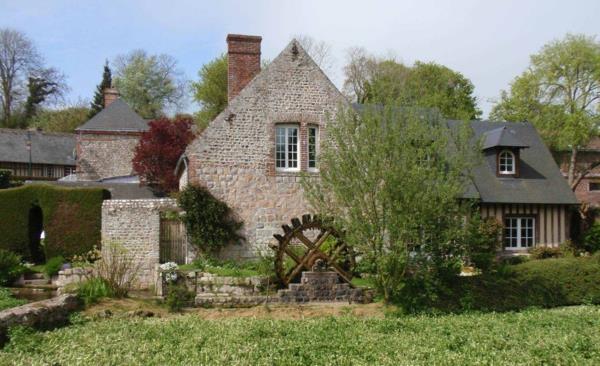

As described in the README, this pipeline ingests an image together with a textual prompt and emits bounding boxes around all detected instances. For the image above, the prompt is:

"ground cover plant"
[178,256,274,278]
[1,306,600,365]
[0,287,26,311]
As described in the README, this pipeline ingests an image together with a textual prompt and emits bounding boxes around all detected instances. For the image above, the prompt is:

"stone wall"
[102,199,181,288]
[77,132,141,180]
[184,40,347,259]
[0,294,82,346]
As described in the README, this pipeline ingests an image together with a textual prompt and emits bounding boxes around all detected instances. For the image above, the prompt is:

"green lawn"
[0,287,26,311]
[2,306,600,365]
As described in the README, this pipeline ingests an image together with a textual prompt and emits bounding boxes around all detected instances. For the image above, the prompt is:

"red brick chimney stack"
[103,88,119,108]
[226,34,262,102]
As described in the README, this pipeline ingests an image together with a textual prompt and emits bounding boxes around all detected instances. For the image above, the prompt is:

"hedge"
[0,184,109,260]
[440,255,600,312]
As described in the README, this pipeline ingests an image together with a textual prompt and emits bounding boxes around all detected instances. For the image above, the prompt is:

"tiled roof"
[76,99,149,133]
[0,128,75,166]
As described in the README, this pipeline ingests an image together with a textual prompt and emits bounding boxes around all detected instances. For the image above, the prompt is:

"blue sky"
[2,0,600,117]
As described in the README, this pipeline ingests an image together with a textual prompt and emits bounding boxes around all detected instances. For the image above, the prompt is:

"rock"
[0,294,82,332]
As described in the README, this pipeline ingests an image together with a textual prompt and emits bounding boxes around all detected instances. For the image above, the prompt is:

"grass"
[0,287,26,310]
[2,305,600,365]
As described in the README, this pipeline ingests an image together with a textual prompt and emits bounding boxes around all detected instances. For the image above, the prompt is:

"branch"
[572,160,600,190]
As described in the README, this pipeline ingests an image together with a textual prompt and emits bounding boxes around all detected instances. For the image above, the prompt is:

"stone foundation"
[278,272,370,303]
[55,267,94,288]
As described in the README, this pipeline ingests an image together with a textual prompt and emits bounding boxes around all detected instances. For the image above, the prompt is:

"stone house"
[177,34,579,259]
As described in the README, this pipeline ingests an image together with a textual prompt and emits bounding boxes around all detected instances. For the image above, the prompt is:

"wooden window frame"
[503,214,537,249]
[497,149,520,177]
[275,124,301,172]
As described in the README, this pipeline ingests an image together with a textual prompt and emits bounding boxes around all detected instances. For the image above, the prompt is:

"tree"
[0,28,41,126]
[342,49,481,120]
[295,35,335,75]
[89,61,112,118]
[191,54,227,130]
[132,116,195,193]
[23,67,66,121]
[490,34,600,190]
[301,104,478,305]
[113,50,187,119]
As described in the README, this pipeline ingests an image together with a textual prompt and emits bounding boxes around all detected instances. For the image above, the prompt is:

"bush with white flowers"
[160,262,179,283]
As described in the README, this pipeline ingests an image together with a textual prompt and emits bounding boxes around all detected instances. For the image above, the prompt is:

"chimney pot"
[227,34,262,102]
[103,88,119,108]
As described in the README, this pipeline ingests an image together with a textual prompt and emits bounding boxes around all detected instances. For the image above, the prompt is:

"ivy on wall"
[177,184,243,254]
[0,184,109,260]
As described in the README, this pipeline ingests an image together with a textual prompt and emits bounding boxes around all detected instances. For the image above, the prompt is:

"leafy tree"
[302,104,478,305]
[23,68,66,120]
[113,50,187,119]
[89,60,112,118]
[191,54,227,130]
[29,104,90,133]
[343,50,481,120]
[132,116,194,193]
[490,34,600,190]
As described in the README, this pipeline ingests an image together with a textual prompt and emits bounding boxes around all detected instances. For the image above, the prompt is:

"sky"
[2,0,600,118]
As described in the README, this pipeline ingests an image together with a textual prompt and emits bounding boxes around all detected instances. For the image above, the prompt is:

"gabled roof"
[76,99,149,133]
[0,128,75,166]
[449,120,578,205]
[481,126,529,150]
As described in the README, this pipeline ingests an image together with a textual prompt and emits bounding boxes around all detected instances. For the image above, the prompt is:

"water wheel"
[270,214,356,286]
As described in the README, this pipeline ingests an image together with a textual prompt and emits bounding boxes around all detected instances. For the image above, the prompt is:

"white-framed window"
[498,150,516,175]
[276,124,299,171]
[45,166,54,178]
[504,216,535,249]
[308,126,318,171]
[64,166,75,177]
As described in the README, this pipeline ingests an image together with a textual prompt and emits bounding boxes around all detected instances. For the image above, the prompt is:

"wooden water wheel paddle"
[270,214,356,286]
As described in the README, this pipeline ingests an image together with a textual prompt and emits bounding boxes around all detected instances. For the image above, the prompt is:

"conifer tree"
[88,60,112,118]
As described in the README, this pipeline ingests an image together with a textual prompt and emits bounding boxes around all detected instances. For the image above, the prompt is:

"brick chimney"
[227,34,262,102]
[103,88,119,108]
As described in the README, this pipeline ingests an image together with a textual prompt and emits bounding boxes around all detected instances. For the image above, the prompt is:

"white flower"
[160,262,179,283]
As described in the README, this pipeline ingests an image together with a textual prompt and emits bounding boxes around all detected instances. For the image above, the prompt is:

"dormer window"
[498,150,515,175]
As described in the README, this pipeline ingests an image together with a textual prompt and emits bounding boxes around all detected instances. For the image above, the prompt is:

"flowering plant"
[160,262,179,283]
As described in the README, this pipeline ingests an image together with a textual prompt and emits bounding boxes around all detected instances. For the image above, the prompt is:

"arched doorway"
[28,204,45,263]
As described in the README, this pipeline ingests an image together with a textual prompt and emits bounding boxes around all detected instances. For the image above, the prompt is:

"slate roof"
[449,120,579,205]
[0,128,76,166]
[481,126,529,150]
[76,99,149,132]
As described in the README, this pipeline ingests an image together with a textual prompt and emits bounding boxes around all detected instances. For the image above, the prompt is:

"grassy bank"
[2,305,600,365]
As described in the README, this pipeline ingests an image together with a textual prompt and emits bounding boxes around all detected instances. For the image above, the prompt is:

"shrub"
[582,222,600,253]
[77,277,113,306]
[165,283,194,312]
[178,185,243,254]
[465,216,503,272]
[44,256,65,278]
[0,184,108,259]
[0,249,25,286]
[188,256,274,278]
[0,287,26,310]
[0,169,10,189]
[442,255,600,313]
[529,246,562,259]
[95,242,142,297]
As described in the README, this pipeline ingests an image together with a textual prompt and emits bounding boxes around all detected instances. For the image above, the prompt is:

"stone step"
[22,279,51,286]
[23,272,46,280]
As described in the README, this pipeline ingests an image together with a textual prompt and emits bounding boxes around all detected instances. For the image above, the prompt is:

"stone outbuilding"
[75,89,149,180]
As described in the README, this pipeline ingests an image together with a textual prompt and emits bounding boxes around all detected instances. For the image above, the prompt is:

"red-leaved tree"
[132,116,195,193]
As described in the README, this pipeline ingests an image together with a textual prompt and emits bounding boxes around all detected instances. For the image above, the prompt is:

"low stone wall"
[55,267,94,288]
[102,199,183,288]
[157,270,272,297]
[0,294,82,347]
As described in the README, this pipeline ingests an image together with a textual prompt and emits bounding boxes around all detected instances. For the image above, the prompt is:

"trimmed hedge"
[0,184,109,260]
[442,255,600,312]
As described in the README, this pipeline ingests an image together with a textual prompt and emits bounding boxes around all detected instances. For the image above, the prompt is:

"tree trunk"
[567,146,578,188]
